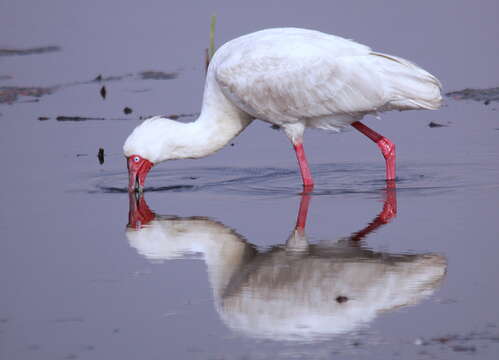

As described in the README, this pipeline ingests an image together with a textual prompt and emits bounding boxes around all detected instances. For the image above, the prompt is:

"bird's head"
[124,115,209,191]
[126,154,154,192]
[123,117,169,192]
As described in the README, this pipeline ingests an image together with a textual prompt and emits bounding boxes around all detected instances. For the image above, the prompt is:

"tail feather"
[371,52,442,111]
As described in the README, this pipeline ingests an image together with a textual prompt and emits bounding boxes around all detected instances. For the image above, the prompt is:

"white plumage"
[124,28,442,189]
[215,28,441,129]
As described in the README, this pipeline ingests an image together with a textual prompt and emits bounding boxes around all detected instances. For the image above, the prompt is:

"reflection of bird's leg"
[295,192,312,233]
[380,181,397,222]
[286,193,312,251]
[128,192,155,229]
[350,182,398,242]
[351,121,396,181]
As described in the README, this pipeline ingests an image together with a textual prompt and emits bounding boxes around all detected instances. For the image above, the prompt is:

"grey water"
[1,1,499,359]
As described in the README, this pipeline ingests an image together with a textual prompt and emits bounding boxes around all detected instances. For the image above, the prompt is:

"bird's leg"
[293,142,315,189]
[351,121,396,181]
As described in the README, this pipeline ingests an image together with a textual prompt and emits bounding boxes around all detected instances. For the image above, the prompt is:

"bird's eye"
[133,156,140,163]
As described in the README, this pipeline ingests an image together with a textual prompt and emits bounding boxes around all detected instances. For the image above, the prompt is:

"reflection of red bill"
[128,192,155,229]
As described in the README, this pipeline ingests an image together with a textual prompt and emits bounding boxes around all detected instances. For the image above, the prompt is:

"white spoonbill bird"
[124,28,442,191]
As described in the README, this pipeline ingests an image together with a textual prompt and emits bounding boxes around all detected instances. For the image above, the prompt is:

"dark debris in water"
[42,113,196,122]
[0,46,60,57]
[40,115,140,121]
[138,113,198,120]
[91,71,178,82]
[415,328,499,354]
[165,113,197,120]
[56,116,106,121]
[100,85,106,99]
[97,148,105,165]
[452,345,476,353]
[92,73,131,82]
[336,296,349,304]
[0,86,55,104]
[1,69,177,105]
[139,71,178,80]
[446,87,499,104]
[428,121,447,128]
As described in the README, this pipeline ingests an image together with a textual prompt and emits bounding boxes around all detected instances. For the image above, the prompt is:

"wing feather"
[213,28,442,129]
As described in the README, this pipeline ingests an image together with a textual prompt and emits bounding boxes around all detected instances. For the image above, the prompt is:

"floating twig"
[428,121,447,128]
[97,148,105,164]
[100,85,107,99]
[0,46,60,57]
[56,116,106,121]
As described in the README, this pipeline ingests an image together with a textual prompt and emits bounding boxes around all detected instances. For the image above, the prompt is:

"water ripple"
[84,161,496,198]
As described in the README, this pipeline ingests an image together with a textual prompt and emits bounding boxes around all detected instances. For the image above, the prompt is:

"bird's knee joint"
[377,138,395,159]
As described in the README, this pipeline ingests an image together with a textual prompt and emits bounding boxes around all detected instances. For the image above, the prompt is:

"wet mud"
[0,86,55,104]
[414,327,499,354]
[0,45,60,56]
[139,71,178,80]
[0,70,179,105]
[446,87,499,104]
[91,70,178,83]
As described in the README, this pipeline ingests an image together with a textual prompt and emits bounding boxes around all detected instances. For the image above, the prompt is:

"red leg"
[293,142,314,189]
[351,121,396,181]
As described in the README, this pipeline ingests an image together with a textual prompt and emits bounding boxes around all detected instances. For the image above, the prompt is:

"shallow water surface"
[1,1,499,359]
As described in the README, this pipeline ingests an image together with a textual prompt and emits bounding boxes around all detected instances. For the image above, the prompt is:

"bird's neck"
[172,71,253,160]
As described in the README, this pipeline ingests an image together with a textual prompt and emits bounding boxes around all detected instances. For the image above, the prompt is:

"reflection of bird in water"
[126,187,446,341]
[123,28,442,191]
